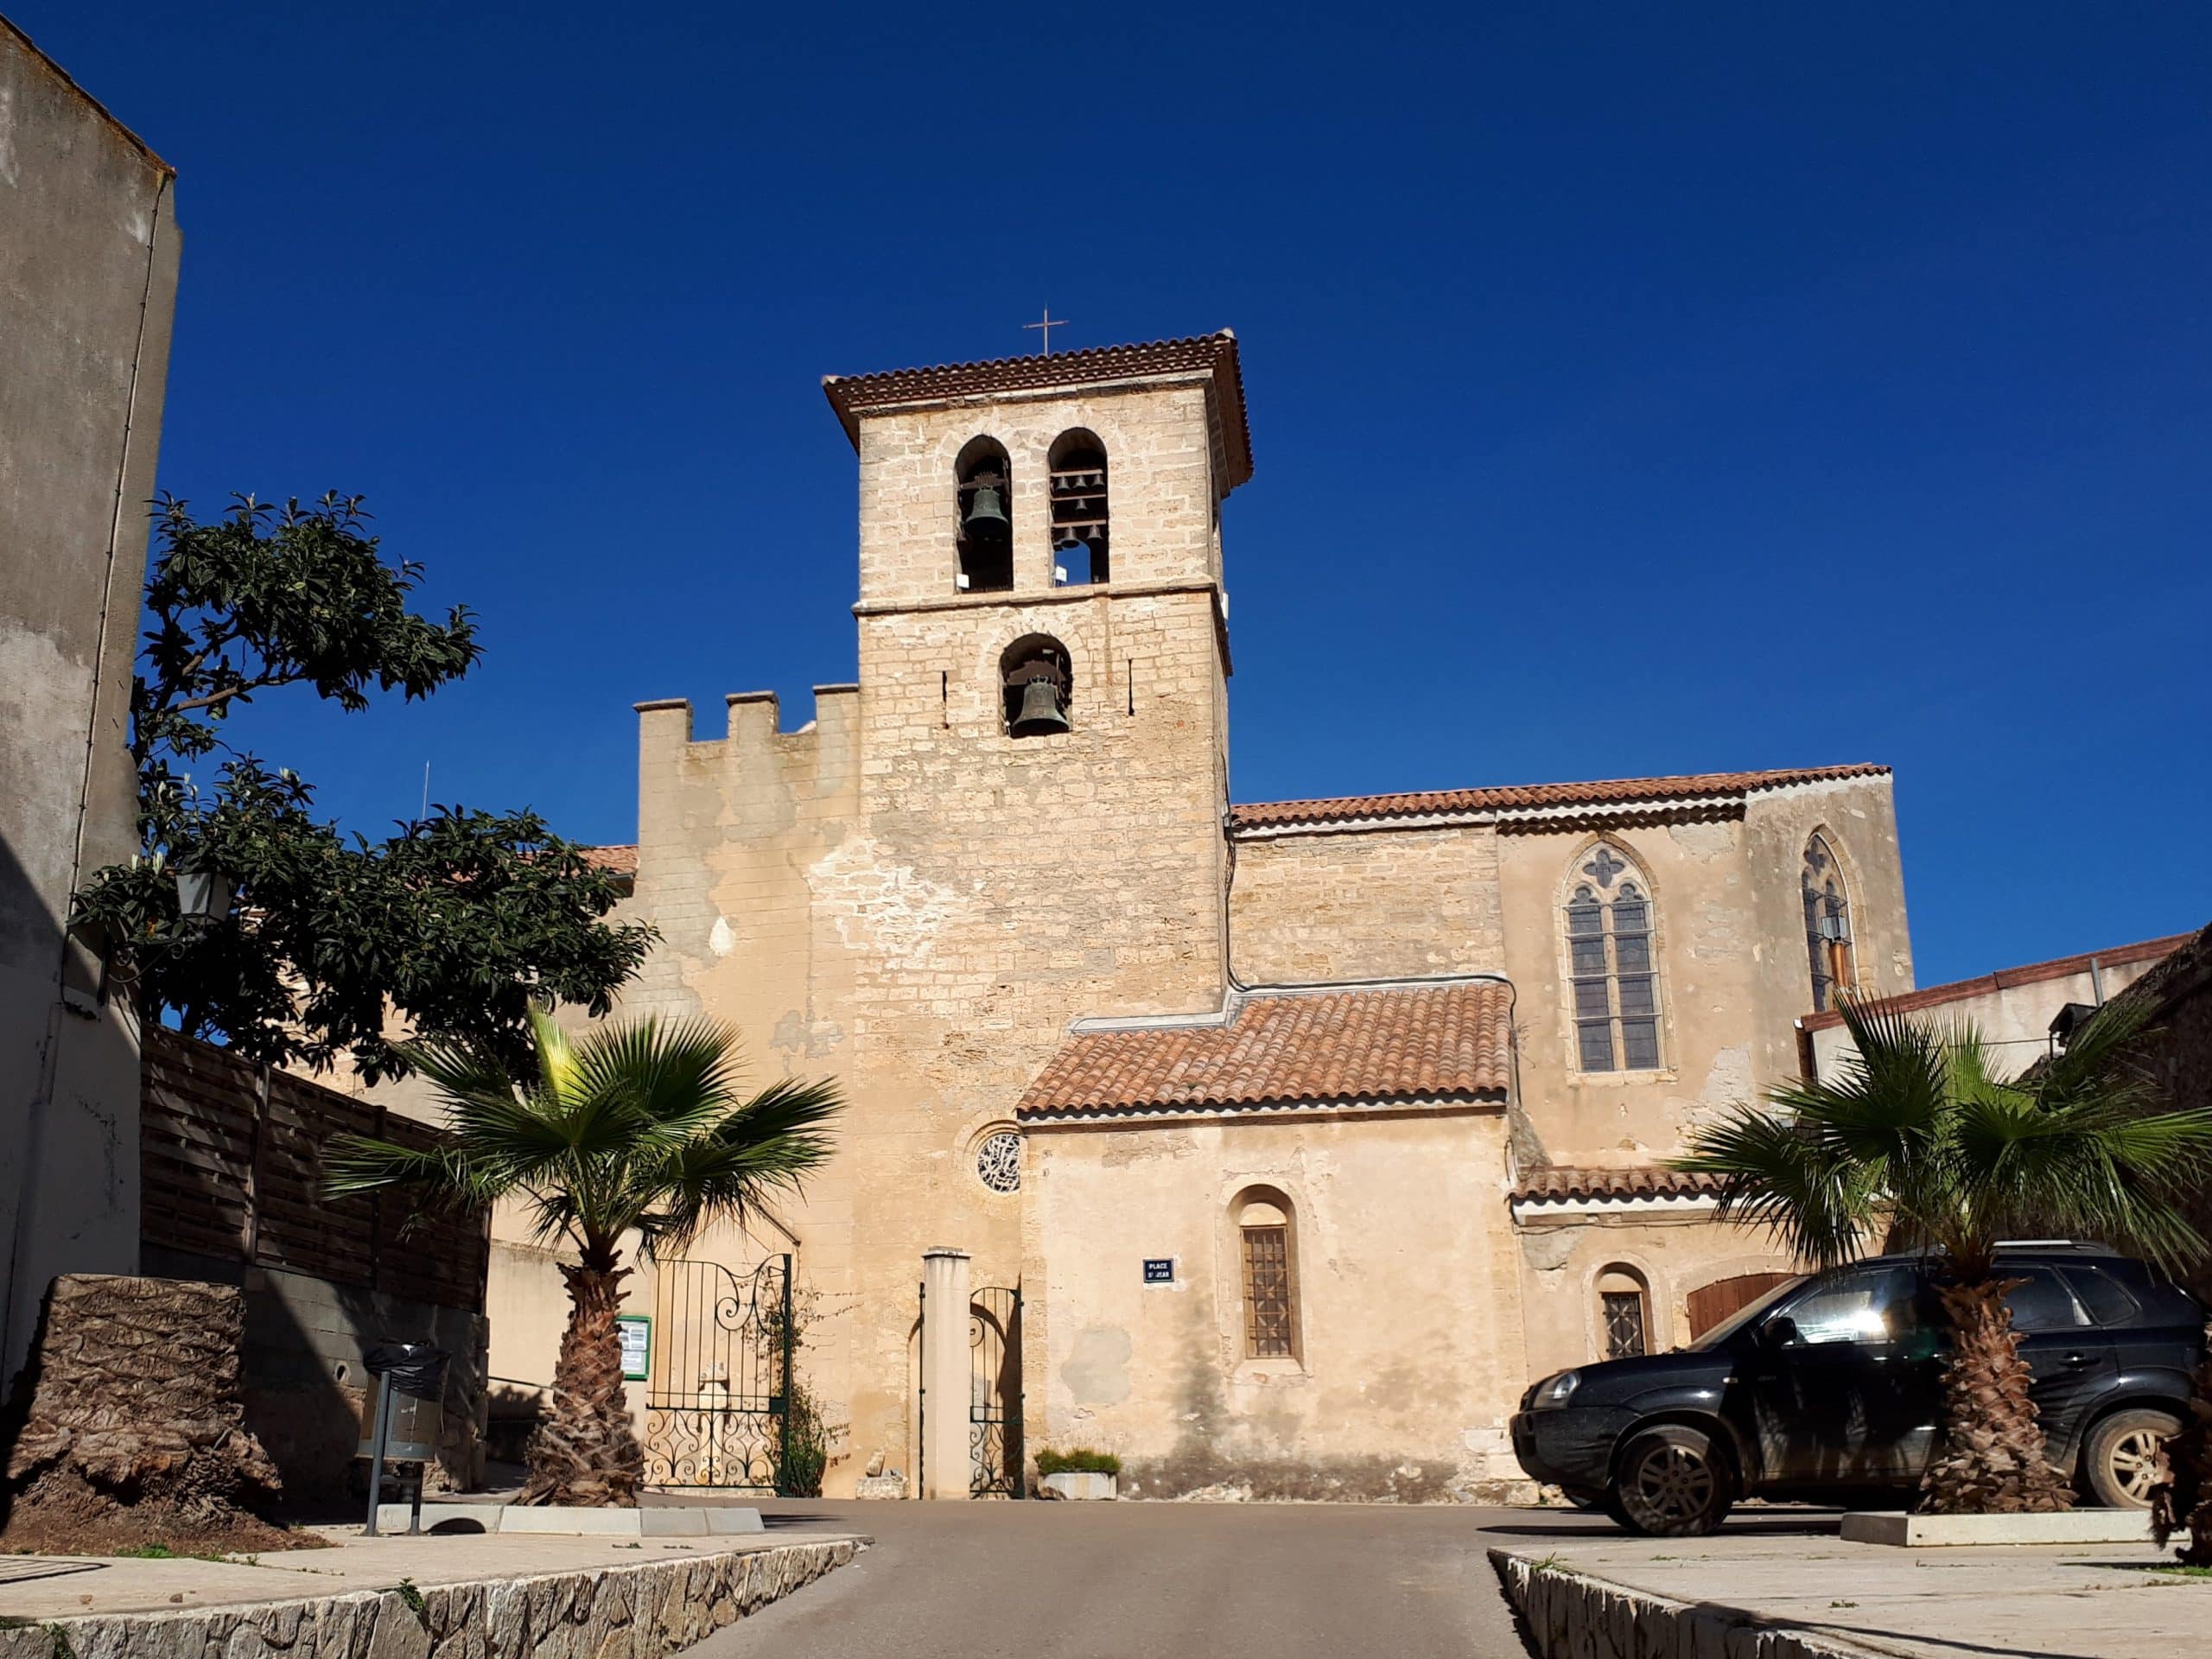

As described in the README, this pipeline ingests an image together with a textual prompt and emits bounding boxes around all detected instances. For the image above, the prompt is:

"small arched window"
[1565,843,1661,1072]
[955,436,1013,594]
[1802,833,1854,1012]
[1000,634,1071,738]
[1233,1189,1299,1361]
[1048,429,1109,585]
[1597,1265,1650,1359]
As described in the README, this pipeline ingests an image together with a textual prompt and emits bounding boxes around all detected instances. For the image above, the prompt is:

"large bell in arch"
[1010,677,1070,737]
[963,484,1009,537]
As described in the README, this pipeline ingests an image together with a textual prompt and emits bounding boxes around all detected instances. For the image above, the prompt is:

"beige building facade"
[1800,931,2188,1086]
[558,334,1917,1499]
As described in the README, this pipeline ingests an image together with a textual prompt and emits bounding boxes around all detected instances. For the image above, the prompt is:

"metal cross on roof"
[1023,308,1068,354]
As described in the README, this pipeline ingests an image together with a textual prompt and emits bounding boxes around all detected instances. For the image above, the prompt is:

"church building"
[587,332,1914,1500]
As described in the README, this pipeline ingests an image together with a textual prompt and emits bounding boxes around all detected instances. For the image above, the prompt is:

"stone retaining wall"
[1489,1548,1879,1659]
[0,1539,861,1659]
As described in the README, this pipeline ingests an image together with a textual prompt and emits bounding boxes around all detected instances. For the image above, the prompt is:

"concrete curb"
[0,1537,863,1659]
[1489,1548,1885,1659]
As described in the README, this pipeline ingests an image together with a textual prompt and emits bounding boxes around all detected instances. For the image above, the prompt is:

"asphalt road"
[690,1499,1620,1659]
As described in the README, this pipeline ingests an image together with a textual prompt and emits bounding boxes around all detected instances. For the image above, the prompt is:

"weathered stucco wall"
[0,22,178,1382]
[1496,774,1912,1173]
[1029,1108,1530,1501]
[1512,1205,1794,1383]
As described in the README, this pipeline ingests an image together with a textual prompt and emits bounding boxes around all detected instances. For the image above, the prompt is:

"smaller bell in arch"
[1010,678,1070,737]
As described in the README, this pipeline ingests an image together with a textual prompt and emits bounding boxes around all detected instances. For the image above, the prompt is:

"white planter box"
[1039,1471,1117,1501]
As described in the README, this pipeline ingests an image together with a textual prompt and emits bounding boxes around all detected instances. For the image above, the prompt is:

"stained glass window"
[1566,855,1663,1072]
[1802,834,1854,1012]
[975,1130,1022,1193]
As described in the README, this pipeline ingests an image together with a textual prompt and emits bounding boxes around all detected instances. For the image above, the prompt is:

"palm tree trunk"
[1917,1278,2073,1514]
[2151,1321,2212,1566]
[520,1262,645,1507]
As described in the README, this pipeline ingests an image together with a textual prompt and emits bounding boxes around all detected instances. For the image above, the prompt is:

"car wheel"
[1609,1425,1735,1536]
[2082,1408,2181,1509]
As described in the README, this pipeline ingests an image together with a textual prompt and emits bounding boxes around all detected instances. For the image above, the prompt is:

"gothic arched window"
[1565,844,1662,1072]
[1803,833,1854,1012]
[955,435,1013,594]
[1048,429,1109,585]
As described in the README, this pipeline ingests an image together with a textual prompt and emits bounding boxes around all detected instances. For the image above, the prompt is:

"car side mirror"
[1759,1316,1800,1351]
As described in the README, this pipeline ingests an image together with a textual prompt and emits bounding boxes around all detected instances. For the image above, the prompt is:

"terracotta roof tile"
[822,332,1252,490]
[1510,1166,1726,1203]
[1014,982,1510,1120]
[579,844,638,878]
[1230,764,1890,831]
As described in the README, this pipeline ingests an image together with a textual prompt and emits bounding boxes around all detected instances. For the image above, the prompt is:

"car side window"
[2000,1266,2088,1332]
[1777,1266,1921,1345]
[2061,1266,2141,1328]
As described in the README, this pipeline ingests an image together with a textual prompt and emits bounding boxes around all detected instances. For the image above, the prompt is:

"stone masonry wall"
[855,381,1224,608]
[0,1540,862,1659]
[1229,823,1507,985]
[615,372,1237,1492]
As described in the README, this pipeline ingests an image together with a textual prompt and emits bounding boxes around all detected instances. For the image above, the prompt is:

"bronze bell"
[1010,678,1070,737]
[963,485,1009,536]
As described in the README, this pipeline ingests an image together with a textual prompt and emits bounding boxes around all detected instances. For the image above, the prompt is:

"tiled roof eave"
[822,332,1253,488]
[1016,1090,1509,1127]
[1508,1166,1727,1203]
[1230,763,1890,834]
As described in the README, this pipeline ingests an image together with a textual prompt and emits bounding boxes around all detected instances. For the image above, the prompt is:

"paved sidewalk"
[0,1527,860,1621]
[1491,1524,2212,1659]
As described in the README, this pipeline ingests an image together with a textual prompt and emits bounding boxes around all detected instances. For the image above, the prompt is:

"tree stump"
[0,1274,298,1554]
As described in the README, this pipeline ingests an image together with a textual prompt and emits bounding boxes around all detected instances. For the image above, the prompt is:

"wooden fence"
[141,1027,489,1313]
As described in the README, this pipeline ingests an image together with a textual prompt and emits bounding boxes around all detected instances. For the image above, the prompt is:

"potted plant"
[1034,1447,1122,1500]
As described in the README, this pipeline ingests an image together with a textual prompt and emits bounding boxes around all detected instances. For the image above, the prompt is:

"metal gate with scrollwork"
[969,1285,1023,1497]
[916,1279,1025,1498]
[643,1255,791,1490]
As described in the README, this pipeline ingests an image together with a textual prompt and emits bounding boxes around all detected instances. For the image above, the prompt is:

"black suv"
[1510,1244,2206,1535]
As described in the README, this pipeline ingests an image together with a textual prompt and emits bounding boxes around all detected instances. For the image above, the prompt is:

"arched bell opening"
[955,435,1014,594]
[1047,429,1109,586]
[1000,634,1072,739]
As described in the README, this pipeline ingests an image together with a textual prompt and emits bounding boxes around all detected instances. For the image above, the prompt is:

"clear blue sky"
[28,3,2212,987]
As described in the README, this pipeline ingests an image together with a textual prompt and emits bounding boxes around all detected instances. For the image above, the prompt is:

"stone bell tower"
[622,333,1254,1491]
[822,331,1254,1039]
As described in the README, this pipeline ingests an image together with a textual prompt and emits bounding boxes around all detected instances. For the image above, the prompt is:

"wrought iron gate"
[915,1280,1025,1497]
[969,1285,1023,1497]
[643,1254,791,1490]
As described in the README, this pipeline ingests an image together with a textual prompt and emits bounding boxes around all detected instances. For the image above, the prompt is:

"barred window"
[1599,1267,1651,1359]
[1802,833,1854,1013]
[1566,845,1662,1072]
[1236,1192,1300,1361]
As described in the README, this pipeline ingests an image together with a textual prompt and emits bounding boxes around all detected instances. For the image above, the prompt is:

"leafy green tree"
[326,1011,840,1506]
[72,493,652,1083]
[1676,995,2212,1514]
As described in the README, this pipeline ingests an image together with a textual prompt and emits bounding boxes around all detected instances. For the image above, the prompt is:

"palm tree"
[1676,995,2212,1515]
[326,1010,840,1507]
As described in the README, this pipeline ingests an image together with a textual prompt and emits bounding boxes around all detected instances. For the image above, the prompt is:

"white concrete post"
[919,1247,972,1500]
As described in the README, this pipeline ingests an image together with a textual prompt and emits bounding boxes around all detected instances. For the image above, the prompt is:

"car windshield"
[1687,1275,1807,1350]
